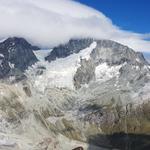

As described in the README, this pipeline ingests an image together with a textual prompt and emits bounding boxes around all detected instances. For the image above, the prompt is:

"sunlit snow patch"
[95,63,122,82]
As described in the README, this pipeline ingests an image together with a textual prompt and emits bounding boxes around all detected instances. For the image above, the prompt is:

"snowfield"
[27,42,97,92]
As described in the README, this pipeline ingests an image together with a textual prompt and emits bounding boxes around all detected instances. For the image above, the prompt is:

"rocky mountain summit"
[0,37,39,79]
[45,39,93,61]
[0,37,150,150]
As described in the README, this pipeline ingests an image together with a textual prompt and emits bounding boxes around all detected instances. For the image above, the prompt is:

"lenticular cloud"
[0,0,150,52]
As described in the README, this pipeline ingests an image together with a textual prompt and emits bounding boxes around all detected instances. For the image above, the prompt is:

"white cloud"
[0,0,150,52]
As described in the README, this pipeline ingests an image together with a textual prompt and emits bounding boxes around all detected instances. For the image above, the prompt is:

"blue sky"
[76,0,150,34]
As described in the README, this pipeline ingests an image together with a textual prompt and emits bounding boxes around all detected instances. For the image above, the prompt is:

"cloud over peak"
[0,0,150,52]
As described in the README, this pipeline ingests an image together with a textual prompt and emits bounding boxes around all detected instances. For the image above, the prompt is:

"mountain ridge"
[0,37,150,150]
[45,38,148,65]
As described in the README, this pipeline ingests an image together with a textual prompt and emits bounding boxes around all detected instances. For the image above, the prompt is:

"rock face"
[0,58,10,78]
[45,39,93,61]
[91,40,148,65]
[74,59,95,89]
[0,37,39,78]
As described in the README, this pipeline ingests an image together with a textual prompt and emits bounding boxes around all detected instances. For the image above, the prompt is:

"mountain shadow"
[88,132,150,150]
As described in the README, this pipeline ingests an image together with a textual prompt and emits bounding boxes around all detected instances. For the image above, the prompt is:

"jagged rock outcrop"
[74,59,95,89]
[45,39,93,61]
[0,37,39,79]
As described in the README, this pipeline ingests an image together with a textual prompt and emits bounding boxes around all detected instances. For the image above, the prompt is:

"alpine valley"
[0,37,150,150]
